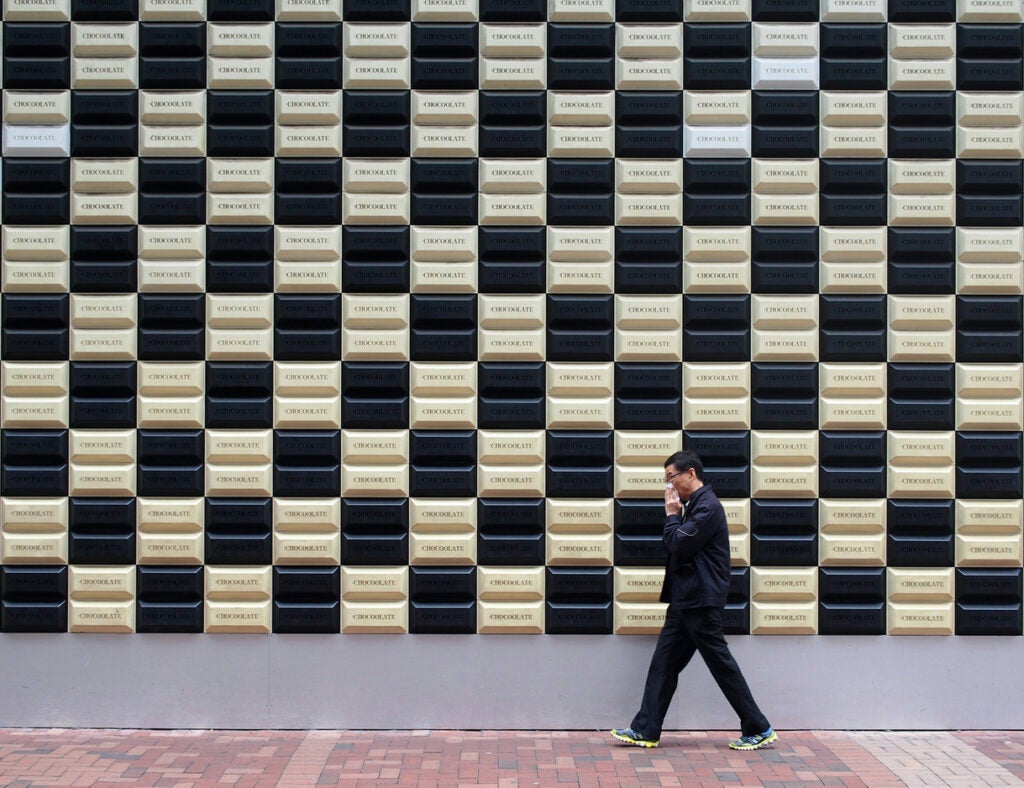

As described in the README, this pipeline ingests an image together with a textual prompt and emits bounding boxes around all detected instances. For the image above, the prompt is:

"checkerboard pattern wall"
[1,0,1022,636]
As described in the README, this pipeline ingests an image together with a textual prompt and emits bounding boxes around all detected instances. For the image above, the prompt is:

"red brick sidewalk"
[0,729,1021,787]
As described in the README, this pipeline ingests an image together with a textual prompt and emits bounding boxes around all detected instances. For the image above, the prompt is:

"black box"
[410,430,476,497]
[614,499,665,566]
[887,363,955,430]
[69,497,135,565]
[137,428,204,497]
[1,294,69,361]
[546,431,614,498]
[751,499,817,566]
[410,294,477,360]
[477,499,545,566]
[341,498,409,565]
[887,500,954,567]
[1,567,68,633]
[683,295,750,361]
[136,566,204,634]
[751,362,817,429]
[273,567,340,634]
[340,362,409,429]
[70,362,136,428]
[274,430,341,497]
[478,362,544,429]
[205,498,273,565]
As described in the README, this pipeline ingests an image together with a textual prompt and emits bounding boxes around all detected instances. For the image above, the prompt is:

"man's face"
[664,464,700,501]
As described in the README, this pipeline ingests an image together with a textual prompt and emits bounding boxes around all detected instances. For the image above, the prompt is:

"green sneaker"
[611,728,659,748]
[728,728,777,750]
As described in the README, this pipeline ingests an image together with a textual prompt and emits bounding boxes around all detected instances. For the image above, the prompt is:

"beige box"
[342,295,408,330]
[412,91,478,126]
[888,58,955,90]
[888,159,955,195]
[615,194,683,225]
[137,391,204,425]
[411,261,478,292]
[1,498,68,564]
[888,194,955,226]
[70,601,135,633]
[478,329,545,360]
[274,498,341,531]
[752,430,816,465]
[547,91,614,126]
[71,429,135,464]
[342,194,409,225]
[752,22,818,56]
[343,159,409,194]
[71,328,137,360]
[819,497,887,532]
[341,601,408,633]
[71,194,137,225]
[2,261,70,293]
[820,533,886,565]
[205,464,273,497]
[480,58,546,89]
[547,126,615,157]
[138,361,204,396]
[615,296,681,330]
[957,262,1023,294]
[341,465,408,497]
[411,226,478,262]
[683,260,750,293]
[957,363,1024,397]
[956,499,1024,534]
[750,466,818,497]
[750,567,817,601]
[477,601,544,633]
[275,362,341,398]
[820,126,886,157]
[752,159,818,194]
[276,125,343,157]
[70,565,134,600]
[276,91,342,125]
[411,362,476,397]
[752,329,818,361]
[614,602,666,634]
[683,398,749,429]
[683,91,750,125]
[889,296,955,330]
[820,92,886,127]
[205,601,271,633]
[549,0,614,20]
[888,329,956,361]
[615,159,683,194]
[275,226,342,261]
[957,398,1023,430]
[614,568,664,602]
[141,0,204,19]
[137,497,203,531]
[958,0,1022,21]
[957,126,1024,158]
[616,24,682,58]
[750,602,817,634]
[546,397,614,428]
[206,565,271,601]
[821,0,884,20]
[3,91,71,124]
[956,534,1023,566]
[140,91,205,124]
[478,430,544,465]
[342,566,408,601]
[888,24,954,58]
[342,430,408,465]
[140,124,206,156]
[73,57,138,88]
[820,226,886,262]
[2,533,69,564]
[208,23,274,56]
[546,498,613,533]
[2,362,69,397]
[2,397,68,428]
[277,0,342,20]
[886,603,954,635]
[888,467,956,498]
[273,531,340,565]
[413,0,477,19]
[545,363,613,398]
[3,225,71,261]
[684,0,750,20]
[616,58,683,90]
[410,397,476,427]
[409,497,475,533]
[409,531,476,564]
[477,567,544,601]
[684,363,748,397]
[614,464,665,498]
[412,126,478,157]
[958,92,1024,127]
[481,23,546,57]
[546,532,613,565]
[730,530,750,565]
[479,194,545,225]
[205,429,272,464]
[888,431,955,466]
[477,465,545,497]
[138,260,203,290]
[206,193,275,224]
[752,295,817,330]
[139,225,205,260]
[344,58,411,89]
[614,431,682,464]
[274,261,342,292]
[547,228,615,262]
[207,159,274,193]
[479,159,545,194]
[72,159,137,194]
[480,295,545,329]
[819,261,887,293]
[547,261,614,292]
[957,227,1024,263]
[207,294,273,329]
[137,531,204,564]
[206,328,274,360]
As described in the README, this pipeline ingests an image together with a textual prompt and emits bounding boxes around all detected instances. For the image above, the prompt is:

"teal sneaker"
[728,728,777,750]
[611,727,659,748]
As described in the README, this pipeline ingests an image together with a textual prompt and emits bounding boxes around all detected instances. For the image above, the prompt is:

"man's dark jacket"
[659,484,732,608]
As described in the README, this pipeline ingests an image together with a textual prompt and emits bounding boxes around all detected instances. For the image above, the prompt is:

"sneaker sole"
[610,730,659,748]
[728,733,778,751]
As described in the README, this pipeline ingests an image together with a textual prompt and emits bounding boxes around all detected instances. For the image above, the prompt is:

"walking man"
[612,450,776,750]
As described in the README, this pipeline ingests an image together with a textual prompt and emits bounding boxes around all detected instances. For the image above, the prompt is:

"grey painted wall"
[2,634,1022,729]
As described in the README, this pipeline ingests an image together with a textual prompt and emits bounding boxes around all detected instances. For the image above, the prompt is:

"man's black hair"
[664,450,705,481]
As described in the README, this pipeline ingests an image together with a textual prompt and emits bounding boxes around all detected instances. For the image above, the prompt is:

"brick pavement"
[0,729,1020,787]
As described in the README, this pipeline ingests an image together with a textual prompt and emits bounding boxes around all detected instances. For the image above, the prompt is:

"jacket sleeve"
[663,504,718,562]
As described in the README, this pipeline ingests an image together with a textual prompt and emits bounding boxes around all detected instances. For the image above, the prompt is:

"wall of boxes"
[0,0,1022,640]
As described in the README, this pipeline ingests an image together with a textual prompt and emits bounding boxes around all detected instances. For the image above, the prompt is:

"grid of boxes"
[0,0,1022,636]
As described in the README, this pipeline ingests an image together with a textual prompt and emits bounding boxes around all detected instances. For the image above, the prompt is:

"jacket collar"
[685,483,712,508]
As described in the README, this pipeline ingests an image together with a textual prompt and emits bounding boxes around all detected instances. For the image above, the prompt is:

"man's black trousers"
[630,605,770,740]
